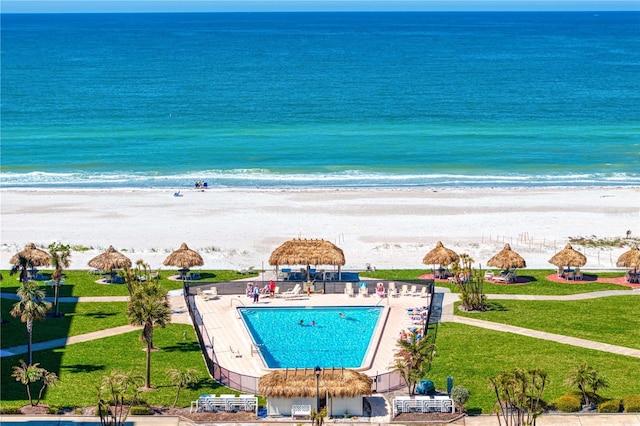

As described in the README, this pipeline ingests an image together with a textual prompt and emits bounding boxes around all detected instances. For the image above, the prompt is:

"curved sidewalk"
[0,294,191,358]
[440,289,640,358]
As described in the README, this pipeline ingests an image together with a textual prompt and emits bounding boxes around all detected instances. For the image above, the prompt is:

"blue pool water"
[239,306,383,368]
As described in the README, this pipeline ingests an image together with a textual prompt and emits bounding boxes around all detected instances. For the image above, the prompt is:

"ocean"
[1,11,639,188]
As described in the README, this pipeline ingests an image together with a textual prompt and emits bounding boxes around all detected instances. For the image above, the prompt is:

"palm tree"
[10,254,33,286]
[11,360,58,406]
[167,368,199,407]
[10,282,51,365]
[392,333,434,395]
[126,277,171,389]
[565,362,608,406]
[48,242,71,317]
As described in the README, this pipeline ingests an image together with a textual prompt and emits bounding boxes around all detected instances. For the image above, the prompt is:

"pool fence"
[184,279,435,395]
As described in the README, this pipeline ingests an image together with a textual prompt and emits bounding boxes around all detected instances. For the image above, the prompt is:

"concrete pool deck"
[194,287,435,377]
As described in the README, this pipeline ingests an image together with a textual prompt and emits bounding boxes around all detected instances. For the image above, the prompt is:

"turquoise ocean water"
[1,12,639,188]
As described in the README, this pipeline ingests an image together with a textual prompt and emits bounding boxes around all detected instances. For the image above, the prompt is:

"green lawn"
[1,268,637,414]
[0,324,244,409]
[1,302,128,349]
[364,269,629,295]
[0,269,258,297]
[427,322,640,413]
[455,296,640,350]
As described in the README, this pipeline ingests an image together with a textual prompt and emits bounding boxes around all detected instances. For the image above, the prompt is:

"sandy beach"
[1,186,638,272]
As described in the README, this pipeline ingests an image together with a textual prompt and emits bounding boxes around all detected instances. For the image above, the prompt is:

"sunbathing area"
[189,279,434,379]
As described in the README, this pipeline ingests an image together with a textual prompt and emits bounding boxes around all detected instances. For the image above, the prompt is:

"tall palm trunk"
[26,319,33,366]
[145,339,152,389]
[53,282,61,316]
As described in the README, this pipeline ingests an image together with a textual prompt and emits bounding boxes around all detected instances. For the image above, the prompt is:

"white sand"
[1,186,638,272]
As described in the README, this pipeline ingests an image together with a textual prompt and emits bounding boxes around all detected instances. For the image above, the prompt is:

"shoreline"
[1,186,638,271]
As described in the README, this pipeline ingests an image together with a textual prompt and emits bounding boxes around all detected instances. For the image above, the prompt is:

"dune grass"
[455,296,640,350]
[1,302,129,349]
[0,324,246,409]
[427,322,640,414]
[364,269,629,295]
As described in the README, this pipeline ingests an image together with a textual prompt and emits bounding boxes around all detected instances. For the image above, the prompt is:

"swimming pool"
[238,306,384,369]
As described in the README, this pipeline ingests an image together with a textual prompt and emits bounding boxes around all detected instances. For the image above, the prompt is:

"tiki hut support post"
[315,365,321,412]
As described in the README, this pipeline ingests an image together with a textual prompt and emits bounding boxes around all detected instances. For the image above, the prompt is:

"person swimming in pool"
[299,319,304,325]
[339,312,346,319]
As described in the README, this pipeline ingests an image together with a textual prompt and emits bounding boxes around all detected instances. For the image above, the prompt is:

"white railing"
[393,395,453,415]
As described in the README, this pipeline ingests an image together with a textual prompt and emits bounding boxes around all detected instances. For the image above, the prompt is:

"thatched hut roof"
[258,368,372,398]
[616,244,640,269]
[10,243,51,267]
[487,244,526,270]
[422,241,459,267]
[88,245,132,270]
[163,243,204,269]
[269,239,345,266]
[548,243,587,268]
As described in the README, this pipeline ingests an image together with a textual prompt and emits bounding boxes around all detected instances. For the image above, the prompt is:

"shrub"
[554,394,581,413]
[46,406,60,414]
[623,394,640,412]
[129,405,152,415]
[451,386,470,412]
[598,399,621,413]
[0,407,22,414]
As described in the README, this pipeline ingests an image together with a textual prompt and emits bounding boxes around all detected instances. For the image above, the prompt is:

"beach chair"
[419,286,428,298]
[400,284,409,297]
[574,268,583,280]
[409,285,418,296]
[273,286,281,297]
[358,282,369,297]
[344,282,354,297]
[388,282,398,297]
[283,284,302,299]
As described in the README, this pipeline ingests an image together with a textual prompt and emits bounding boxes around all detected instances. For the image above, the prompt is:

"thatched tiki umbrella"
[548,243,587,271]
[616,244,640,272]
[487,244,526,271]
[163,242,204,271]
[87,246,132,278]
[259,368,372,416]
[269,238,345,281]
[423,241,459,277]
[10,243,52,283]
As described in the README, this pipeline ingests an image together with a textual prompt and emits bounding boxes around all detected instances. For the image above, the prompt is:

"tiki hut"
[163,243,204,270]
[423,241,459,277]
[258,368,372,416]
[10,243,51,267]
[88,246,132,275]
[548,243,587,272]
[616,244,640,272]
[269,239,345,281]
[487,244,526,271]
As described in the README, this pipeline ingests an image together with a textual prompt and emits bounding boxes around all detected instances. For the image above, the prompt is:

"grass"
[1,302,128,349]
[0,324,250,409]
[455,296,640,350]
[0,269,258,297]
[364,269,629,295]
[1,268,637,414]
[427,322,640,413]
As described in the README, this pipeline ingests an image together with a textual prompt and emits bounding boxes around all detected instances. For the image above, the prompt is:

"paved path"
[0,292,191,358]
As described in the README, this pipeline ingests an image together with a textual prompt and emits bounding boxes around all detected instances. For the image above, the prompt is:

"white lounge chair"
[409,285,418,296]
[388,282,398,297]
[283,284,302,299]
[400,284,409,297]
[359,283,369,297]
[419,286,428,298]
[344,282,354,297]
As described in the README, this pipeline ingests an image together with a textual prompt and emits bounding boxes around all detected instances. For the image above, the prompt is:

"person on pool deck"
[269,280,276,298]
[252,284,260,303]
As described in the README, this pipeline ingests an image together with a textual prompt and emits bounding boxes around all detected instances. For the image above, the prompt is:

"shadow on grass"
[82,312,118,319]
[62,364,106,373]
[486,301,508,312]
[467,407,483,415]
[191,378,227,392]
[163,341,202,352]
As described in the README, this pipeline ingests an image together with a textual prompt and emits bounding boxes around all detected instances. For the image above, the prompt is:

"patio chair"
[409,285,418,296]
[419,286,428,298]
[400,284,409,296]
[344,282,354,297]
[359,283,369,297]
[283,284,302,299]
[388,282,398,297]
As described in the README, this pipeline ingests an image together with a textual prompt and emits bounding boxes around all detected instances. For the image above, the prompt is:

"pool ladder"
[251,343,264,357]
